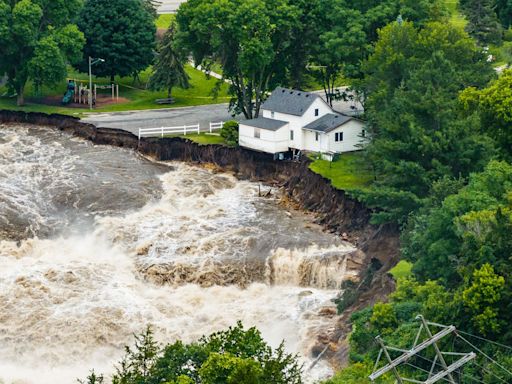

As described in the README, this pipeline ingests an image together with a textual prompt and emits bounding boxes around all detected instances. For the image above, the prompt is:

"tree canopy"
[176,0,301,119]
[460,0,503,45]
[0,0,85,105]
[77,0,156,82]
[359,21,496,224]
[81,322,303,384]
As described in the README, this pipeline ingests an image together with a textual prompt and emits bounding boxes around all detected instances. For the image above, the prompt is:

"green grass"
[445,0,467,29]
[308,152,373,191]
[389,260,413,280]
[156,14,175,29]
[179,132,226,145]
[0,65,230,115]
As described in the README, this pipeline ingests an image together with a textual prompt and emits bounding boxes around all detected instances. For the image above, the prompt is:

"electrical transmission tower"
[369,315,476,384]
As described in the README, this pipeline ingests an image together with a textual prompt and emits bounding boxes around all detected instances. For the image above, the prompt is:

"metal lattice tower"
[369,315,476,384]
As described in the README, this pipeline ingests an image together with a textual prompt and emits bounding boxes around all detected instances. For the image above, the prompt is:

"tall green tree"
[176,0,301,119]
[309,2,366,106]
[148,25,190,99]
[460,70,512,158]
[360,21,495,224]
[77,0,156,82]
[460,0,503,44]
[0,0,85,105]
[495,0,512,29]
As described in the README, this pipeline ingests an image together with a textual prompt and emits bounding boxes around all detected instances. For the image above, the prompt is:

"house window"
[335,132,344,142]
[290,130,294,140]
[254,128,261,139]
[315,109,319,117]
[361,129,366,138]
[315,132,319,141]
[271,111,275,118]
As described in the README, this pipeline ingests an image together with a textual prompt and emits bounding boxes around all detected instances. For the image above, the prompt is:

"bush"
[504,29,512,42]
[220,120,239,147]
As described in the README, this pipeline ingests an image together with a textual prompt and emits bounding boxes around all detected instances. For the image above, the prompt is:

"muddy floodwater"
[0,125,359,383]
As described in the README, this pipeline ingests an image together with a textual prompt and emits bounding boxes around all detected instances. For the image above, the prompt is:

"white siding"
[327,120,365,153]
[239,123,290,154]
[261,97,331,151]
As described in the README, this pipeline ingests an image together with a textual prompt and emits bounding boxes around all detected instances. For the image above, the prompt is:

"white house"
[239,87,366,160]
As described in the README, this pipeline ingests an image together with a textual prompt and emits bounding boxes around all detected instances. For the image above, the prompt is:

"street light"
[88,56,105,110]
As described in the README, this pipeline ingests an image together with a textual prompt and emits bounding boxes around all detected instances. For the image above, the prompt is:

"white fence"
[138,124,200,140]
[209,121,224,133]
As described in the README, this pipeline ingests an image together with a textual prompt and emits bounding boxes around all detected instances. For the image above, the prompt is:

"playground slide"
[62,80,76,105]
[62,89,74,105]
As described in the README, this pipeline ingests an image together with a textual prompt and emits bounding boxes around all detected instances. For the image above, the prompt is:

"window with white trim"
[315,132,319,141]
[271,111,275,118]
[335,132,344,142]
[290,130,294,140]
[315,109,319,117]
[254,128,261,139]
[361,129,366,138]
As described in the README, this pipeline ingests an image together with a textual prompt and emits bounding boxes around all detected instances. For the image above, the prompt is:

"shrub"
[220,120,239,147]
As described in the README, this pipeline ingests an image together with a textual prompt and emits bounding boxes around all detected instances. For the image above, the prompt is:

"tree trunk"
[16,84,25,106]
[110,74,115,83]
[167,87,172,99]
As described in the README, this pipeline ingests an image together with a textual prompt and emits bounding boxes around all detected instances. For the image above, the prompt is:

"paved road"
[82,104,237,136]
[158,0,186,13]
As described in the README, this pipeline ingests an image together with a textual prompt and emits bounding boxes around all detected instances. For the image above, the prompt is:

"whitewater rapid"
[0,125,360,383]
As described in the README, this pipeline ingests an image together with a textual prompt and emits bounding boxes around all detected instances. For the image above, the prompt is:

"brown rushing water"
[0,125,358,383]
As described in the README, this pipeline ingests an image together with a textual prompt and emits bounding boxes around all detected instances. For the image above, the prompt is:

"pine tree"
[460,0,503,45]
[148,25,190,99]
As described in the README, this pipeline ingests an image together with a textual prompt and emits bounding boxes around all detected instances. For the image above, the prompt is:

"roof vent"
[290,91,293,94]
[305,95,309,98]
[282,89,285,93]
[298,93,302,96]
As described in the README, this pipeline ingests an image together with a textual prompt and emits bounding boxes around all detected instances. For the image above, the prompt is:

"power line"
[471,360,509,384]
[456,330,512,352]
[456,332,512,378]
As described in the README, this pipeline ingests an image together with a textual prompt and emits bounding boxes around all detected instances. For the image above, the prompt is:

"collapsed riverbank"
[0,110,399,369]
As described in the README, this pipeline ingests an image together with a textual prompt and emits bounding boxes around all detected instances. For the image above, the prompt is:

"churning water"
[0,125,360,383]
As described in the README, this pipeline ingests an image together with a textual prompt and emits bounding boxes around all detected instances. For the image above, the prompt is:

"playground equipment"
[62,80,75,105]
[61,79,120,107]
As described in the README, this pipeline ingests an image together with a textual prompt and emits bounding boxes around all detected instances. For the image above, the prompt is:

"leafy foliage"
[83,322,303,384]
[359,21,496,224]
[77,0,156,81]
[0,0,85,105]
[176,0,301,119]
[460,70,512,158]
[220,121,239,147]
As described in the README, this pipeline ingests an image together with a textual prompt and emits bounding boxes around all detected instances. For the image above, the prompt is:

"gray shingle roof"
[303,113,353,133]
[241,117,288,131]
[262,87,320,116]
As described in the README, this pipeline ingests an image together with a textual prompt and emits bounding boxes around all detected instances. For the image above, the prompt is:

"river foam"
[0,125,360,383]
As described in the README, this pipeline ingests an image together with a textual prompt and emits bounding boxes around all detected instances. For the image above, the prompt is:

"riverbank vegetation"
[80,323,302,384]
[308,153,373,192]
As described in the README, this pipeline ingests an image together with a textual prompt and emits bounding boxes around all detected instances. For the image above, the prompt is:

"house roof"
[303,113,353,133]
[241,117,288,131]
[261,87,320,116]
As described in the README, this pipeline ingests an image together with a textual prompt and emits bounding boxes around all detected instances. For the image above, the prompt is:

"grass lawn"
[0,65,230,116]
[178,132,226,145]
[308,152,373,191]
[445,0,467,29]
[156,14,175,29]
[389,260,413,280]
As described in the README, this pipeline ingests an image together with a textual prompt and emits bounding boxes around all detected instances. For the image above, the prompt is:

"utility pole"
[88,56,105,110]
[369,315,476,383]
